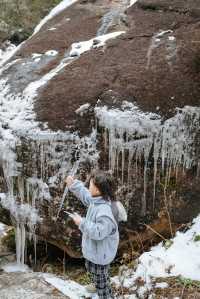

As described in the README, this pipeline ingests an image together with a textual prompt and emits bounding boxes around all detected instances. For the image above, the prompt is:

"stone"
[0,0,199,258]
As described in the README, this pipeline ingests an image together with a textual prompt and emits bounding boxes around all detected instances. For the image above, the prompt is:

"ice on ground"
[33,0,78,35]
[2,263,30,273]
[43,274,92,299]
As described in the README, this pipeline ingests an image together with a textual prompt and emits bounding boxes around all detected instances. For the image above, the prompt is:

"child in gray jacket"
[66,171,119,299]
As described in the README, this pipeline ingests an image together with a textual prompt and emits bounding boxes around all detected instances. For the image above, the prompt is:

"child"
[66,171,119,299]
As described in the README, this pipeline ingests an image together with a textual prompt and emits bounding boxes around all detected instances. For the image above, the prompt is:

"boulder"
[0,0,199,259]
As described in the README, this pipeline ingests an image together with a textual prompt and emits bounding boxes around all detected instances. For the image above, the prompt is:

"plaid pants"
[85,259,114,299]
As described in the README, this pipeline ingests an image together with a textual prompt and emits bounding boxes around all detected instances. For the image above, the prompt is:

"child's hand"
[65,176,74,187]
[71,213,82,226]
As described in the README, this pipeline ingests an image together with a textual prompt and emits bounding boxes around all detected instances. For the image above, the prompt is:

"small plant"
[177,276,200,289]
[77,272,92,285]
[194,235,200,242]
[164,239,173,249]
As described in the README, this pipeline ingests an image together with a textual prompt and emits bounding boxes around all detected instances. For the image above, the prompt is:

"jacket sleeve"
[68,179,93,206]
[79,215,116,240]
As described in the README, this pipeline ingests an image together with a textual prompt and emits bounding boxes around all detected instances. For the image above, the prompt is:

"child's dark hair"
[88,170,116,201]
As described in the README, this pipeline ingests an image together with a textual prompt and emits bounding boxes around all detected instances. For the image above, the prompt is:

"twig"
[180,281,186,299]
[141,223,167,241]
[161,183,174,238]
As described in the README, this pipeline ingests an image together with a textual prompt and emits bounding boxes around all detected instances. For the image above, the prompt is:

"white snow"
[2,263,30,273]
[24,31,125,99]
[43,274,91,299]
[128,0,138,8]
[33,0,78,35]
[0,43,22,68]
[70,31,125,57]
[45,50,58,56]
[32,53,42,58]
[75,103,90,116]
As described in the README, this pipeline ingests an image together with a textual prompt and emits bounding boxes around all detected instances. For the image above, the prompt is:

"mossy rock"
[1,228,16,252]
[0,0,62,43]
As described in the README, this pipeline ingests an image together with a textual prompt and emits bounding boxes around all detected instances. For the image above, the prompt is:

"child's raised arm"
[66,176,93,206]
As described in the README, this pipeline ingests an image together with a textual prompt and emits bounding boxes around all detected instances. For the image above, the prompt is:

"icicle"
[56,159,80,219]
[121,148,125,185]
[34,234,37,265]
[18,176,24,204]
[40,142,45,179]
[153,135,161,208]
[15,222,21,265]
[21,223,26,265]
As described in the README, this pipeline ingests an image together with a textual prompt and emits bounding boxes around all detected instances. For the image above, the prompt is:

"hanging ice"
[95,102,200,215]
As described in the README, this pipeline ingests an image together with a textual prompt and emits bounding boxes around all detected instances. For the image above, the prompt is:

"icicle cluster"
[0,128,98,267]
[95,102,200,215]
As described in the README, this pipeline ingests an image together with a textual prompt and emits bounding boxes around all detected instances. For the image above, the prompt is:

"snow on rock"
[2,263,30,273]
[0,43,19,68]
[43,274,92,299]
[24,31,125,100]
[33,0,78,35]
[45,50,58,56]
[128,0,138,8]
[0,271,66,299]
[75,103,91,116]
[70,31,125,57]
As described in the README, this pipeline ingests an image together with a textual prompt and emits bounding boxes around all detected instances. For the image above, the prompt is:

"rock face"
[0,272,68,299]
[0,0,199,261]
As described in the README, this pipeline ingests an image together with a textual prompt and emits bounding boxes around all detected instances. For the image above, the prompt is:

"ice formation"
[0,38,99,268]
[95,102,200,214]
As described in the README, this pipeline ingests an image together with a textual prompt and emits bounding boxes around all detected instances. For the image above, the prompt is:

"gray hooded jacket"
[69,180,119,265]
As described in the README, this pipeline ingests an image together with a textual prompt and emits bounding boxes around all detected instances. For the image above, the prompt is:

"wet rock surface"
[0,272,68,299]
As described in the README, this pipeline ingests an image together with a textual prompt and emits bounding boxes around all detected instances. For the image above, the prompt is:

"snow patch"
[45,50,58,56]
[2,263,30,273]
[43,274,91,299]
[70,31,125,57]
[75,103,91,116]
[128,0,138,8]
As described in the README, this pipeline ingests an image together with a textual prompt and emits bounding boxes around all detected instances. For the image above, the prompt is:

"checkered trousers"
[85,259,114,299]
